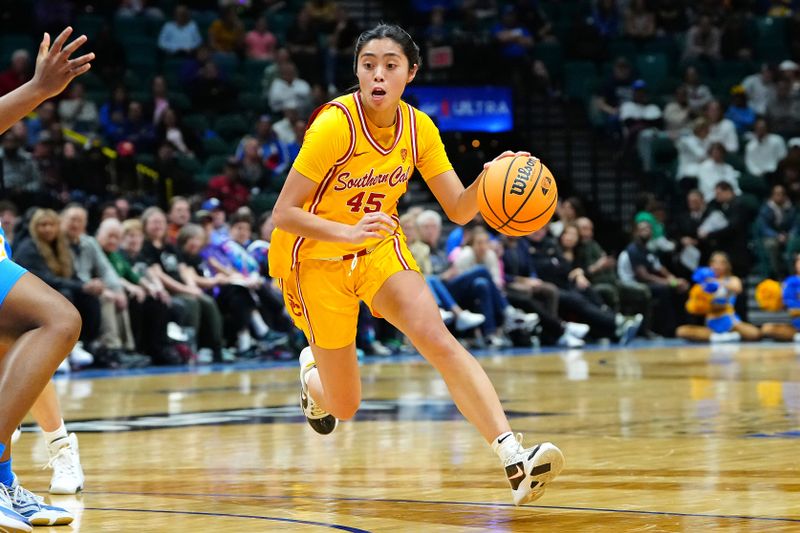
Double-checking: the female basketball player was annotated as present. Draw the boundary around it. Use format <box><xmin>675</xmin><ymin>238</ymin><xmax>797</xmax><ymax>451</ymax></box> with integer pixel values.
<box><xmin>0</xmin><ymin>27</ymin><xmax>93</xmax><ymax>530</ymax></box>
<box><xmin>676</xmin><ymin>252</ymin><xmax>761</xmax><ymax>343</ymax></box>
<box><xmin>270</xmin><ymin>24</ymin><xmax>563</xmax><ymax>506</ymax></box>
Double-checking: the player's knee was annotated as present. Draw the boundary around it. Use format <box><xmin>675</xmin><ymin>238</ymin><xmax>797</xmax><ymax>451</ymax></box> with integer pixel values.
<box><xmin>412</xmin><ymin>324</ymin><xmax>458</xmax><ymax>358</ymax></box>
<box><xmin>50</xmin><ymin>304</ymin><xmax>82</xmax><ymax>346</ymax></box>
<box><xmin>330</xmin><ymin>397</ymin><xmax>360</xmax><ymax>420</ymax></box>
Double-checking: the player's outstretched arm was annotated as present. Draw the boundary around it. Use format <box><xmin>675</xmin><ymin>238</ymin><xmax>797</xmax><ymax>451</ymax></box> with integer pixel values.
<box><xmin>427</xmin><ymin>151</ymin><xmax>529</xmax><ymax>226</ymax></box>
<box><xmin>0</xmin><ymin>27</ymin><xmax>93</xmax><ymax>135</ymax></box>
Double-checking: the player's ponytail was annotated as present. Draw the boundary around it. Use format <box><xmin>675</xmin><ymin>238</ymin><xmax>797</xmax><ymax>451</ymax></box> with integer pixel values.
<box><xmin>352</xmin><ymin>23</ymin><xmax>421</xmax><ymax>77</ymax></box>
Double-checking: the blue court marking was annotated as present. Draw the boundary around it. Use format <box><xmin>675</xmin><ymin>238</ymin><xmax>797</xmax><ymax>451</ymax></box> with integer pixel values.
<box><xmin>54</xmin><ymin>338</ymin><xmax>734</xmax><ymax>381</ymax></box>
<box><xmin>80</xmin><ymin>491</ymin><xmax>800</xmax><ymax>524</ymax></box>
<box><xmin>82</xmin><ymin>506</ymin><xmax>371</xmax><ymax>532</ymax></box>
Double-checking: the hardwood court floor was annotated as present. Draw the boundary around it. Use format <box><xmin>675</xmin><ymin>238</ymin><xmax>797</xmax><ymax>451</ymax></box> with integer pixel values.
<box><xmin>11</xmin><ymin>343</ymin><xmax>800</xmax><ymax>532</ymax></box>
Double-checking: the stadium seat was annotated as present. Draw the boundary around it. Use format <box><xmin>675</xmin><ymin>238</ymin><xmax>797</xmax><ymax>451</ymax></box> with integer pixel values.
<box><xmin>203</xmin><ymin>136</ymin><xmax>229</xmax><ymax>156</ymax></box>
<box><xmin>608</xmin><ymin>39</ymin><xmax>638</xmax><ymax>63</ymax></box>
<box><xmin>249</xmin><ymin>192</ymin><xmax>279</xmax><ymax>215</ymax></box>
<box><xmin>564</xmin><ymin>61</ymin><xmax>598</xmax><ymax>102</ymax></box>
<box><xmin>636</xmin><ymin>54</ymin><xmax>669</xmax><ymax>92</ymax></box>
<box><xmin>532</xmin><ymin>42</ymin><xmax>564</xmax><ymax>79</ymax></box>
<box><xmin>239</xmin><ymin>92</ymin><xmax>267</xmax><ymax>115</ymax></box>
<box><xmin>203</xmin><ymin>155</ymin><xmax>229</xmax><ymax>175</ymax></box>
<box><xmin>214</xmin><ymin>115</ymin><xmax>250</xmax><ymax>141</ymax></box>
<box><xmin>74</xmin><ymin>14</ymin><xmax>106</xmax><ymax>40</ymax></box>
<box><xmin>755</xmin><ymin>17</ymin><xmax>787</xmax><ymax>45</ymax></box>
<box><xmin>113</xmin><ymin>16</ymin><xmax>151</xmax><ymax>40</ymax></box>
<box><xmin>176</xmin><ymin>154</ymin><xmax>202</xmax><ymax>175</ymax></box>
<box><xmin>243</xmin><ymin>59</ymin><xmax>271</xmax><ymax>86</ymax></box>
<box><xmin>168</xmin><ymin>92</ymin><xmax>192</xmax><ymax>112</ymax></box>
<box><xmin>183</xmin><ymin>114</ymin><xmax>210</xmax><ymax>135</ymax></box>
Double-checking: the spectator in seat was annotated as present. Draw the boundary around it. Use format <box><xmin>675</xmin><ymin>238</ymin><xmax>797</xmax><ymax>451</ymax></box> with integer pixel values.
<box><xmin>97</xmin><ymin>218</ymin><xmax>178</xmax><ymax>365</ymax></box>
<box><xmin>746</xmin><ymin>117</ymin><xmax>788</xmax><ymax>181</ymax></box>
<box><xmin>663</xmin><ymin>84</ymin><xmax>692</xmax><ymax>138</ymax></box>
<box><xmin>684</xmin><ymin>66</ymin><xmax>713</xmax><ymax>115</ymax></box>
<box><xmin>502</xmin><ymin>234</ymin><xmax>591</xmax><ymax>347</ymax></box>
<box><xmin>158</xmin><ymin>4</ymin><xmax>203</xmax><ymax>56</ymax></box>
<box><xmin>676</xmin><ymin>118</ymin><xmax>711</xmax><ymax>191</ymax></box>
<box><xmin>245</xmin><ymin>15</ymin><xmax>278</xmax><ymax>61</ymax></box>
<box><xmin>683</xmin><ymin>15</ymin><xmax>721</xmax><ymax>62</ymax></box>
<box><xmin>62</xmin><ymin>204</ymin><xmax>143</xmax><ymax>365</ymax></box>
<box><xmin>622</xmin><ymin>220</ymin><xmax>688</xmax><ymax>336</ymax></box>
<box><xmin>742</xmin><ymin>64</ymin><xmax>776</xmax><ymax>116</ymax></box>
<box><xmin>595</xmin><ymin>57</ymin><xmax>635</xmax><ymax>135</ymax></box>
<box><xmin>589</xmin><ymin>0</ymin><xmax>622</xmax><ymax>39</ymax></box>
<box><xmin>697</xmin><ymin>143</ymin><xmax>741</xmax><ymax>202</ymax></box>
<box><xmin>705</xmin><ymin>100</ymin><xmax>738</xmax><ymax>154</ymax></box>
<box><xmin>208</xmin><ymin>5</ymin><xmax>245</xmax><ymax>57</ymax></box>
<box><xmin>208</xmin><ymin>157</ymin><xmax>251</xmax><ymax>214</ymax></box>
<box><xmin>268</xmin><ymin>62</ymin><xmax>312</xmax><ymax>116</ymax></box>
<box><xmin>140</xmin><ymin>207</ymin><xmax>226</xmax><ymax>363</ymax></box>
<box><xmin>190</xmin><ymin>61</ymin><xmax>237</xmax><ymax>113</ymax></box>
<box><xmin>527</xmin><ymin>226</ymin><xmax>642</xmax><ymax>343</ymax></box>
<box><xmin>767</xmin><ymin>76</ymin><xmax>800</xmax><ymax>139</ymax></box>
<box><xmin>492</xmin><ymin>6</ymin><xmax>534</xmax><ymax>61</ymax></box>
<box><xmin>671</xmin><ymin>189</ymin><xmax>708</xmax><ymax>278</ymax></box>
<box><xmin>57</xmin><ymin>82</ymin><xmax>99</xmax><ymax>134</ymax></box>
<box><xmin>13</xmin><ymin>209</ymin><xmax>101</xmax><ymax>354</ymax></box>
<box><xmin>549</xmin><ymin>197</ymin><xmax>583</xmax><ymax>239</ymax></box>
<box><xmin>576</xmin><ymin>216</ymin><xmax>652</xmax><ymax>322</ymax></box>
<box><xmin>624</xmin><ymin>0</ymin><xmax>656</xmax><ymax>42</ymax></box>
<box><xmin>167</xmin><ymin>196</ymin><xmax>191</xmax><ymax>246</ymax></box>
<box><xmin>0</xmin><ymin>50</ymin><xmax>31</xmax><ymax>96</ymax></box>
<box><xmin>756</xmin><ymin>184</ymin><xmax>795</xmax><ymax>278</ymax></box>
<box><xmin>724</xmin><ymin>85</ymin><xmax>756</xmax><ymax>133</ymax></box>
<box><xmin>699</xmin><ymin>181</ymin><xmax>752</xmax><ymax>318</ymax></box>
<box><xmin>0</xmin><ymin>131</ymin><xmax>43</xmax><ymax>194</ymax></box>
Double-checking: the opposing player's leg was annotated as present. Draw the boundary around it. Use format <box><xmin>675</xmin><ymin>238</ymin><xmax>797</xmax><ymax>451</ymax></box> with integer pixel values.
<box><xmin>0</xmin><ymin>442</ymin><xmax>30</xmax><ymax>532</ymax></box>
<box><xmin>0</xmin><ymin>273</ymin><xmax>81</xmax><ymax>442</ymax></box>
<box><xmin>372</xmin><ymin>270</ymin><xmax>564</xmax><ymax>505</ymax></box>
<box><xmin>29</xmin><ymin>382</ymin><xmax>84</xmax><ymax>494</ymax></box>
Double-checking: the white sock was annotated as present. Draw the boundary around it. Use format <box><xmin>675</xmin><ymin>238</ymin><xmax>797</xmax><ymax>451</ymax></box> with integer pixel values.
<box><xmin>492</xmin><ymin>431</ymin><xmax>521</xmax><ymax>463</ymax></box>
<box><xmin>251</xmin><ymin>311</ymin><xmax>269</xmax><ymax>338</ymax></box>
<box><xmin>43</xmin><ymin>420</ymin><xmax>68</xmax><ymax>446</ymax></box>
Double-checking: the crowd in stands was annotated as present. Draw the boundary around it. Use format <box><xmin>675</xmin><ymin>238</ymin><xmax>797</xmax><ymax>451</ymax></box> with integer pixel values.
<box><xmin>5</xmin><ymin>0</ymin><xmax>800</xmax><ymax>373</ymax></box>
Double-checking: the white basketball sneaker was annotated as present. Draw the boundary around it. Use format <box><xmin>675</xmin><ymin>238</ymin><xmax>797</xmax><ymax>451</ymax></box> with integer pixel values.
<box><xmin>0</xmin><ymin>483</ymin><xmax>31</xmax><ymax>533</ymax></box>
<box><xmin>9</xmin><ymin>475</ymin><xmax>72</xmax><ymax>526</ymax></box>
<box><xmin>501</xmin><ymin>434</ymin><xmax>564</xmax><ymax>506</ymax></box>
<box><xmin>46</xmin><ymin>434</ymin><xmax>85</xmax><ymax>495</ymax></box>
<box><xmin>299</xmin><ymin>348</ymin><xmax>338</xmax><ymax>435</ymax></box>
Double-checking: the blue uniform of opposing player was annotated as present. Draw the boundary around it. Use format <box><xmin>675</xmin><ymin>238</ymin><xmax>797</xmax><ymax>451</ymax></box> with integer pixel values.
<box><xmin>0</xmin><ymin>26</ymin><xmax>94</xmax><ymax>531</ymax></box>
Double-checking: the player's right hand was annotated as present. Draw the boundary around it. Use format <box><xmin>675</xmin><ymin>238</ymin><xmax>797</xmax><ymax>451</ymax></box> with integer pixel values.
<box><xmin>31</xmin><ymin>27</ymin><xmax>94</xmax><ymax>99</ymax></box>
<box><xmin>346</xmin><ymin>212</ymin><xmax>396</xmax><ymax>244</ymax></box>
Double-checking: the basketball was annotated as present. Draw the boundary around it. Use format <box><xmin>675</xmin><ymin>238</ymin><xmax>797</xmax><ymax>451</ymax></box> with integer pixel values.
<box><xmin>478</xmin><ymin>155</ymin><xmax>558</xmax><ymax>237</ymax></box>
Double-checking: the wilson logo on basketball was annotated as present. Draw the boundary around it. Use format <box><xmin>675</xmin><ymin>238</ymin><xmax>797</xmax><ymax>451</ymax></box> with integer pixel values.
<box><xmin>509</xmin><ymin>157</ymin><xmax>538</xmax><ymax>196</ymax></box>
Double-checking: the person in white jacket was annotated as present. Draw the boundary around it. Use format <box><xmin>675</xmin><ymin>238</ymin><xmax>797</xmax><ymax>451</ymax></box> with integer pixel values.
<box><xmin>697</xmin><ymin>142</ymin><xmax>741</xmax><ymax>201</ymax></box>
<box><xmin>676</xmin><ymin>117</ymin><xmax>711</xmax><ymax>186</ymax></box>
<box><xmin>453</xmin><ymin>226</ymin><xmax>503</xmax><ymax>287</ymax></box>
<box><xmin>746</xmin><ymin>117</ymin><xmax>788</xmax><ymax>178</ymax></box>
<box><xmin>706</xmin><ymin>100</ymin><xmax>739</xmax><ymax>153</ymax></box>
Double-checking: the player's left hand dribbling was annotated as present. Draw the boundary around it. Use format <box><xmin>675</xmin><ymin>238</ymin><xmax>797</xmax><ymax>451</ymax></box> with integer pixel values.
<box><xmin>31</xmin><ymin>27</ymin><xmax>94</xmax><ymax>99</ymax></box>
<box><xmin>483</xmin><ymin>150</ymin><xmax>532</xmax><ymax>170</ymax></box>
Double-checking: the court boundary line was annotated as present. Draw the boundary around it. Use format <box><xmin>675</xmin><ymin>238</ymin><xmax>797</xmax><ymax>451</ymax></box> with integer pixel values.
<box><xmin>82</xmin><ymin>506</ymin><xmax>371</xmax><ymax>532</ymax></box>
<box><xmin>80</xmin><ymin>491</ymin><xmax>800</xmax><ymax>524</ymax></box>
<box><xmin>57</xmin><ymin>339</ymin><xmax>779</xmax><ymax>381</ymax></box>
